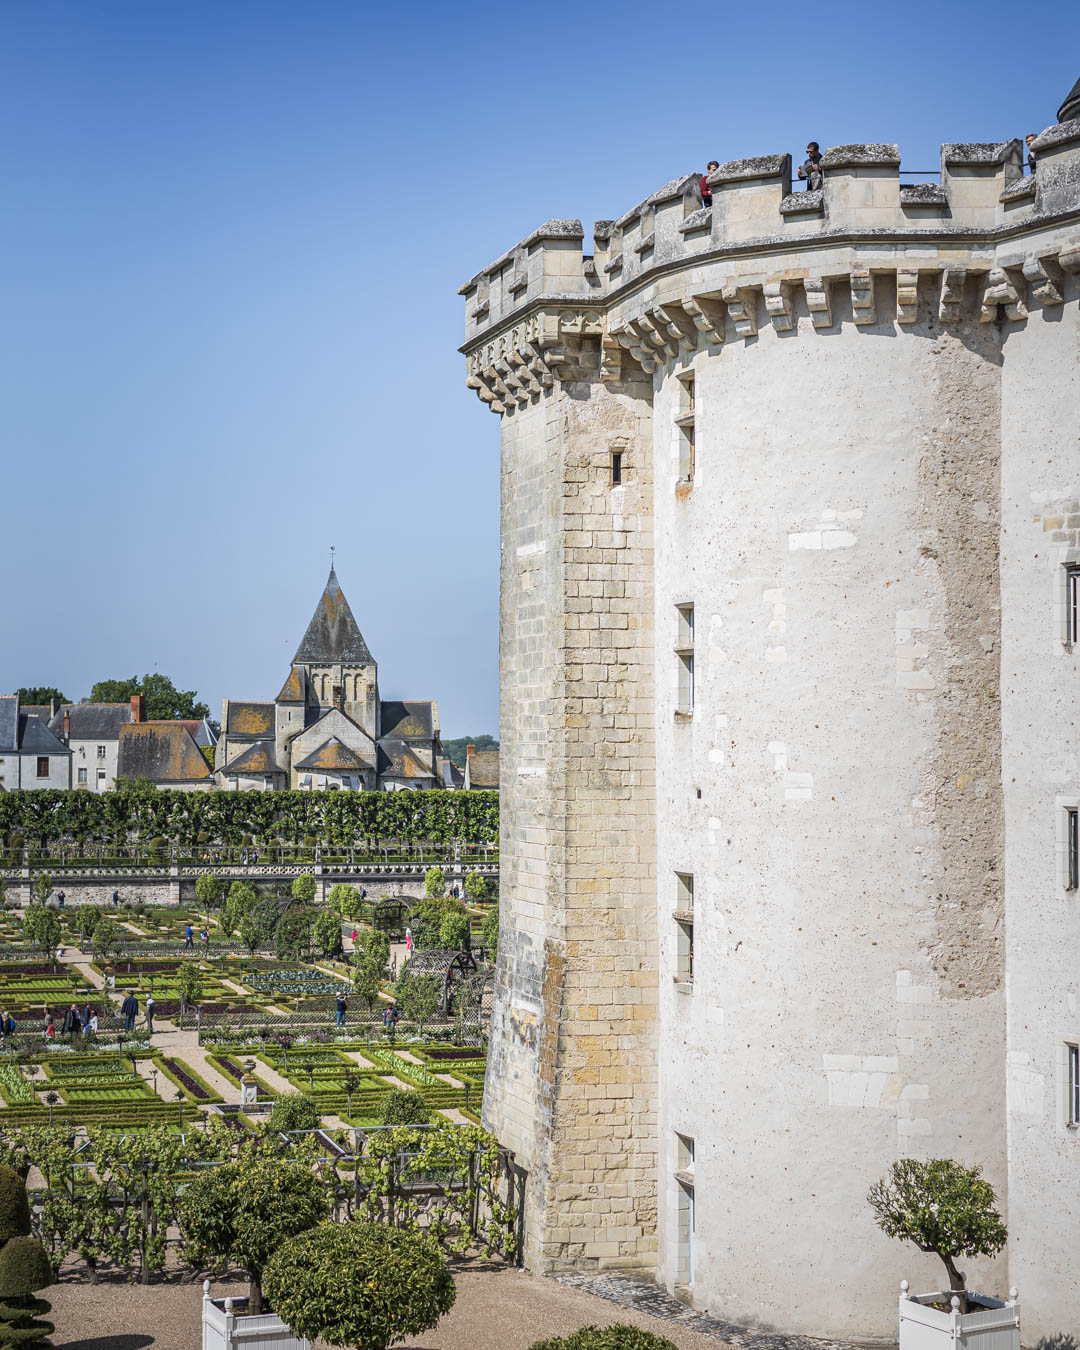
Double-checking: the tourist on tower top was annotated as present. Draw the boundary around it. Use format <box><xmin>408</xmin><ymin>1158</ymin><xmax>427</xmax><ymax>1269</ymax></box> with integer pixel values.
<box><xmin>797</xmin><ymin>142</ymin><xmax>823</xmax><ymax>190</ymax></box>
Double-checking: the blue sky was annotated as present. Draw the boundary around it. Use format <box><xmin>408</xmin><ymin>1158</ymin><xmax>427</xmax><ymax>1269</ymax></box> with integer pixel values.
<box><xmin>1</xmin><ymin>1</ymin><xmax>1076</xmax><ymax>736</ymax></box>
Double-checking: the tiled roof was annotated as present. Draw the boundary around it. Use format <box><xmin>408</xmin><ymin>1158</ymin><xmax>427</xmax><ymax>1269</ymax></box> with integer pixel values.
<box><xmin>117</xmin><ymin>723</ymin><xmax>211</xmax><ymax>782</ymax></box>
<box><xmin>226</xmin><ymin>702</ymin><xmax>275</xmax><ymax>737</ymax></box>
<box><xmin>275</xmin><ymin>667</ymin><xmax>307</xmax><ymax>704</ymax></box>
<box><xmin>293</xmin><ymin>567</ymin><xmax>373</xmax><ymax>665</ymax></box>
<box><xmin>48</xmin><ymin>703</ymin><xmax>132</xmax><ymax>740</ymax></box>
<box><xmin>221</xmin><ymin>741</ymin><xmax>283</xmax><ymax>776</ymax></box>
<box><xmin>377</xmin><ymin>738</ymin><xmax>436</xmax><ymax>780</ymax></box>
<box><xmin>294</xmin><ymin>738</ymin><xmax>371</xmax><ymax>772</ymax></box>
<box><xmin>380</xmin><ymin>700</ymin><xmax>435</xmax><ymax>739</ymax></box>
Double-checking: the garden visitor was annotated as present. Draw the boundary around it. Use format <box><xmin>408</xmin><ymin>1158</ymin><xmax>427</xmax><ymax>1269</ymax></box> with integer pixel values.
<box><xmin>56</xmin><ymin>890</ymin><xmax>65</xmax><ymax>908</ymax></box>
<box><xmin>350</xmin><ymin>927</ymin><xmax>357</xmax><ymax>944</ymax></box>
<box><xmin>335</xmin><ymin>991</ymin><xmax>348</xmax><ymax>1028</ymax></box>
<box><xmin>43</xmin><ymin>1015</ymin><xmax>55</xmax><ymax>1040</ymax></box>
<box><xmin>383</xmin><ymin>1003</ymin><xmax>399</xmax><ymax>1029</ymax></box>
<box><xmin>112</xmin><ymin>889</ymin><xmax>120</xmax><ymax>905</ymax></box>
<box><xmin>121</xmin><ymin>989</ymin><xmax>138</xmax><ymax>1032</ymax></box>
<box><xmin>200</xmin><ymin>927</ymin><xmax>209</xmax><ymax>949</ymax></box>
<box><xmin>81</xmin><ymin>1000</ymin><xmax>92</xmax><ymax>1026</ymax></box>
<box><xmin>144</xmin><ymin>995</ymin><xmax>155</xmax><ymax>1035</ymax></box>
<box><xmin>184</xmin><ymin>922</ymin><xmax>194</xmax><ymax>949</ymax></box>
<box><xmin>0</xmin><ymin>1009</ymin><xmax>15</xmax><ymax>1039</ymax></box>
<box><xmin>700</xmin><ymin>160</ymin><xmax>719</xmax><ymax>207</ymax></box>
<box><xmin>404</xmin><ymin>926</ymin><xmax>413</xmax><ymax>956</ymax></box>
<box><xmin>82</xmin><ymin>1008</ymin><xmax>98</xmax><ymax>1036</ymax></box>
<box><xmin>1026</xmin><ymin>132</ymin><xmax>1038</xmax><ymax>172</ymax></box>
<box><xmin>62</xmin><ymin>1004</ymin><xmax>81</xmax><ymax>1037</ymax></box>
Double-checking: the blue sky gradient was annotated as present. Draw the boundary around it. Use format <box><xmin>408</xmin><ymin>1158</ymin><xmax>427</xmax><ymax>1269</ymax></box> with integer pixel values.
<box><xmin>1</xmin><ymin>1</ymin><xmax>1076</xmax><ymax>736</ymax></box>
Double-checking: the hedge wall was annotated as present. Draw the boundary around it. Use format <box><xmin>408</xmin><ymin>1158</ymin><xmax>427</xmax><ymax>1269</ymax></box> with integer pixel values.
<box><xmin>0</xmin><ymin>790</ymin><xmax>499</xmax><ymax>848</ymax></box>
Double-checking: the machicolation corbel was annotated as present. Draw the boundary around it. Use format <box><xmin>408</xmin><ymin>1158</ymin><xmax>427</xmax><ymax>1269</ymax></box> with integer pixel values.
<box><xmin>721</xmin><ymin>282</ymin><xmax>758</xmax><ymax>338</ymax></box>
<box><xmin>980</xmin><ymin>266</ymin><xmax>1028</xmax><ymax>323</ymax></box>
<box><xmin>763</xmin><ymin>281</ymin><xmax>794</xmax><ymax>332</ymax></box>
<box><xmin>850</xmin><ymin>268</ymin><xmax>876</xmax><ymax>326</ymax></box>
<box><xmin>804</xmin><ymin>277</ymin><xmax>832</xmax><ymax>328</ymax></box>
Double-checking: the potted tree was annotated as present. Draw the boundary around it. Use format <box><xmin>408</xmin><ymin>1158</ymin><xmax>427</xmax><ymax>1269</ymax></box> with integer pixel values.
<box><xmin>867</xmin><ymin>1158</ymin><xmax>1017</xmax><ymax>1350</ymax></box>
<box><xmin>262</xmin><ymin>1221</ymin><xmax>455</xmax><ymax>1350</ymax></box>
<box><xmin>181</xmin><ymin>1157</ymin><xmax>328</xmax><ymax>1349</ymax></box>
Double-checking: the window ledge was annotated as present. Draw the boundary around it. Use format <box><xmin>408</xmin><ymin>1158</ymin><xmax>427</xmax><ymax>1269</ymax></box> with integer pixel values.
<box><xmin>1067</xmin><ymin>1121</ymin><xmax>1078</xmax><ymax>1130</ymax></box>
<box><xmin>674</xmin><ymin>412</ymin><xmax>696</xmax><ymax>428</ymax></box>
<box><xmin>674</xmin><ymin>710</ymin><xmax>693</xmax><ymax>723</ymax></box>
<box><xmin>675</xmin><ymin>477</ymin><xmax>693</xmax><ymax>492</ymax></box>
<box><xmin>674</xmin><ymin>1169</ymin><xmax>695</xmax><ymax>1186</ymax></box>
<box><xmin>673</xmin><ymin>909</ymin><xmax>694</xmax><ymax>923</ymax></box>
<box><xmin>672</xmin><ymin>977</ymin><xmax>694</xmax><ymax>992</ymax></box>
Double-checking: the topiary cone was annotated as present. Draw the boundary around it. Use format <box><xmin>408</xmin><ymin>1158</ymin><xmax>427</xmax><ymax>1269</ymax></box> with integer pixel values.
<box><xmin>0</xmin><ymin>1171</ymin><xmax>30</xmax><ymax>1243</ymax></box>
<box><xmin>0</xmin><ymin>1174</ymin><xmax>55</xmax><ymax>1349</ymax></box>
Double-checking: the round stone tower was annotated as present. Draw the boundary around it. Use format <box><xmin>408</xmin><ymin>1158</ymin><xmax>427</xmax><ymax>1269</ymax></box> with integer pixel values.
<box><xmin>460</xmin><ymin>108</ymin><xmax>1080</xmax><ymax>1340</ymax></box>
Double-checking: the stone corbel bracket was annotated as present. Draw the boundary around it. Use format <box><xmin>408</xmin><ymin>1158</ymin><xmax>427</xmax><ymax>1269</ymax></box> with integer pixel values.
<box><xmin>763</xmin><ymin>280</ymin><xmax>794</xmax><ymax>332</ymax></box>
<box><xmin>980</xmin><ymin>265</ymin><xmax>1028</xmax><ymax>323</ymax></box>
<box><xmin>850</xmin><ymin>268</ymin><xmax>876</xmax><ymax>326</ymax></box>
<box><xmin>939</xmin><ymin>265</ymin><xmax>968</xmax><ymax>325</ymax></box>
<box><xmin>722</xmin><ymin>282</ymin><xmax>758</xmax><ymax>338</ymax></box>
<box><xmin>804</xmin><ymin>277</ymin><xmax>832</xmax><ymax>328</ymax></box>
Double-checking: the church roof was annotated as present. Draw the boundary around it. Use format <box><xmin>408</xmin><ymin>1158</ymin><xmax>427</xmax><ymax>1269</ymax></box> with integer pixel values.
<box><xmin>1060</xmin><ymin>74</ymin><xmax>1080</xmax><ymax>124</ymax></box>
<box><xmin>294</xmin><ymin>737</ymin><xmax>372</xmax><ymax>771</ymax></box>
<box><xmin>377</xmin><ymin>738</ymin><xmax>436</xmax><ymax>781</ymax></box>
<box><xmin>380</xmin><ymin>700</ymin><xmax>436</xmax><ymax>739</ymax></box>
<box><xmin>226</xmin><ymin>702</ymin><xmax>275</xmax><ymax>737</ymax></box>
<box><xmin>276</xmin><ymin>666</ymin><xmax>307</xmax><ymax>704</ymax></box>
<box><xmin>293</xmin><ymin>568</ymin><xmax>373</xmax><ymax>666</ymax></box>
<box><xmin>221</xmin><ymin>741</ymin><xmax>283</xmax><ymax>776</ymax></box>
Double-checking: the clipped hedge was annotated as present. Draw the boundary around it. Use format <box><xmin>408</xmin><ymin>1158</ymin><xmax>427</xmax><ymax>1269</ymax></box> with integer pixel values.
<box><xmin>529</xmin><ymin>1328</ymin><xmax>680</xmax><ymax>1350</ymax></box>
<box><xmin>0</xmin><ymin>789</ymin><xmax>498</xmax><ymax>849</ymax></box>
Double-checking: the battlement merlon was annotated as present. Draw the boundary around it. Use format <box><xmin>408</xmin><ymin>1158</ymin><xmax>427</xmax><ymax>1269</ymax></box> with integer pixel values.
<box><xmin>459</xmin><ymin>124</ymin><xmax>1080</xmax><ymax>351</ymax></box>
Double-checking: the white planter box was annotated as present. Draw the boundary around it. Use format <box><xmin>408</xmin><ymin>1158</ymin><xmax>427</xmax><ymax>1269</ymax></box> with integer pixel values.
<box><xmin>899</xmin><ymin>1283</ymin><xmax>1020</xmax><ymax>1350</ymax></box>
<box><xmin>202</xmin><ymin>1282</ymin><xmax>310</xmax><ymax>1350</ymax></box>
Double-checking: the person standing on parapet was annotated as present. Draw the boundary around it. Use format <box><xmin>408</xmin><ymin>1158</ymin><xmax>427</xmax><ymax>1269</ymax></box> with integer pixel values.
<box><xmin>1026</xmin><ymin>133</ymin><xmax>1038</xmax><ymax>172</ymax></box>
<box><xmin>701</xmin><ymin>161</ymin><xmax>719</xmax><ymax>207</ymax></box>
<box><xmin>797</xmin><ymin>142</ymin><xmax>824</xmax><ymax>190</ymax></box>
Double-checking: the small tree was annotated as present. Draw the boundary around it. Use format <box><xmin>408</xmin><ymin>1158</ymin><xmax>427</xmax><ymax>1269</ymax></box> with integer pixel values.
<box><xmin>22</xmin><ymin>905</ymin><xmax>61</xmax><ymax>966</ymax></box>
<box><xmin>327</xmin><ymin>883</ymin><xmax>359</xmax><ymax>917</ymax></box>
<box><xmin>312</xmin><ymin>909</ymin><xmax>342</xmax><ymax>960</ymax></box>
<box><xmin>275</xmin><ymin>907</ymin><xmax>314</xmax><ymax>961</ymax></box>
<box><xmin>92</xmin><ymin>916</ymin><xmax>120</xmax><ymax>963</ymax></box>
<box><xmin>342</xmin><ymin>1069</ymin><xmax>363</xmax><ymax>1119</ymax></box>
<box><xmin>291</xmin><ymin>873</ymin><xmax>317</xmax><ymax>905</ymax></box>
<box><xmin>32</xmin><ymin>874</ymin><xmax>51</xmax><ymax>906</ymax></box>
<box><xmin>76</xmin><ymin>905</ymin><xmax>100</xmax><ymax>944</ymax></box>
<box><xmin>178</xmin><ymin>1158</ymin><xmax>328</xmax><ymax>1314</ymax></box>
<box><xmin>464</xmin><ymin>871</ymin><xmax>488</xmax><ymax>901</ymax></box>
<box><xmin>398</xmin><ymin>973</ymin><xmax>441</xmax><ymax>1036</ymax></box>
<box><xmin>195</xmin><ymin>873</ymin><xmax>222</xmax><ymax>915</ymax></box>
<box><xmin>262</xmin><ymin>1221</ymin><xmax>455</xmax><ymax>1350</ymax></box>
<box><xmin>424</xmin><ymin>867</ymin><xmax>446</xmax><ymax>899</ymax></box>
<box><xmin>0</xmin><ymin>1164</ymin><xmax>55</xmax><ymax>1348</ymax></box>
<box><xmin>178</xmin><ymin>962</ymin><xmax>203</xmax><ymax>1019</ymax></box>
<box><xmin>358</xmin><ymin>930</ymin><xmax>390</xmax><ymax>976</ymax></box>
<box><xmin>238</xmin><ymin>913</ymin><xmax>264</xmax><ymax>956</ymax></box>
<box><xmin>266</xmin><ymin>1092</ymin><xmax>320</xmax><ymax>1134</ymax></box>
<box><xmin>439</xmin><ymin>911</ymin><xmax>471</xmax><ymax>951</ymax></box>
<box><xmin>867</xmin><ymin>1158</ymin><xmax>1007</xmax><ymax>1311</ymax></box>
<box><xmin>380</xmin><ymin>1087</ymin><xmax>430</xmax><ymax>1126</ymax></box>
<box><xmin>352</xmin><ymin>963</ymin><xmax>382</xmax><ymax>1016</ymax></box>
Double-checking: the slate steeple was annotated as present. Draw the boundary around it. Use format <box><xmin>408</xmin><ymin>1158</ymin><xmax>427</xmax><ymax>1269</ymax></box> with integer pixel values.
<box><xmin>1060</xmin><ymin>73</ymin><xmax>1080</xmax><ymax>125</ymax></box>
<box><xmin>292</xmin><ymin>567</ymin><xmax>373</xmax><ymax>665</ymax></box>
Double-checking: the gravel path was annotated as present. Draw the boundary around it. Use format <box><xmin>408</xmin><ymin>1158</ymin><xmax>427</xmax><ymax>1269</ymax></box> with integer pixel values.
<box><xmin>46</xmin><ymin>1264</ymin><xmax>739</xmax><ymax>1350</ymax></box>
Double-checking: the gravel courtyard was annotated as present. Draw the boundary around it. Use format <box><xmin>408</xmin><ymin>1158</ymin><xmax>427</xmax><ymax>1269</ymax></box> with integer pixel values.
<box><xmin>47</xmin><ymin>1263</ymin><xmax>734</xmax><ymax>1350</ymax></box>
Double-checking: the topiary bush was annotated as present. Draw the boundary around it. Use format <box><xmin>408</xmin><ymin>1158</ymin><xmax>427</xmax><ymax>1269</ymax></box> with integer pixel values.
<box><xmin>178</xmin><ymin>1158</ymin><xmax>328</xmax><ymax>1314</ymax></box>
<box><xmin>0</xmin><ymin>1165</ymin><xmax>54</xmax><ymax>1348</ymax></box>
<box><xmin>379</xmin><ymin>1088</ymin><xmax>430</xmax><ymax>1126</ymax></box>
<box><xmin>529</xmin><ymin>1328</ymin><xmax>679</xmax><ymax>1350</ymax></box>
<box><xmin>266</xmin><ymin>1092</ymin><xmax>320</xmax><ymax>1134</ymax></box>
<box><xmin>263</xmin><ymin>1221</ymin><xmax>455</xmax><ymax>1350</ymax></box>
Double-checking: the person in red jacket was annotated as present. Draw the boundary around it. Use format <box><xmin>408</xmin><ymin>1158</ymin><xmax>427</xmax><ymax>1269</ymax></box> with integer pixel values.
<box><xmin>700</xmin><ymin>161</ymin><xmax>719</xmax><ymax>207</ymax></box>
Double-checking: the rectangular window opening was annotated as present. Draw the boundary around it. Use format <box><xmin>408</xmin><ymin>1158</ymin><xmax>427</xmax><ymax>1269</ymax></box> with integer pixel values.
<box><xmin>97</xmin><ymin>744</ymin><xmax>106</xmax><ymax>759</ymax></box>
<box><xmin>676</xmin><ymin>605</ymin><xmax>695</xmax><ymax>716</ymax></box>
<box><xmin>1067</xmin><ymin>566</ymin><xmax>1080</xmax><ymax>646</ymax></box>
<box><xmin>676</xmin><ymin>374</ymin><xmax>696</xmax><ymax>485</ymax></box>
<box><xmin>611</xmin><ymin>451</ymin><xmax>623</xmax><ymax>485</ymax></box>
<box><xmin>675</xmin><ymin>1133</ymin><xmax>695</xmax><ymax>1289</ymax></box>
<box><xmin>1068</xmin><ymin>808</ymin><xmax>1079</xmax><ymax>892</ymax></box>
<box><xmin>36</xmin><ymin>757</ymin><xmax>48</xmax><ymax>778</ymax></box>
<box><xmin>676</xmin><ymin>918</ymin><xmax>694</xmax><ymax>983</ymax></box>
<box><xmin>1069</xmin><ymin>1044</ymin><xmax>1080</xmax><ymax>1126</ymax></box>
<box><xmin>77</xmin><ymin>768</ymin><xmax>87</xmax><ymax>785</ymax></box>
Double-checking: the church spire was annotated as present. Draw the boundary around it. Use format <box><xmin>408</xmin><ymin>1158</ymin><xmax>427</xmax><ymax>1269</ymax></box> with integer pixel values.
<box><xmin>292</xmin><ymin>567</ymin><xmax>373</xmax><ymax>665</ymax></box>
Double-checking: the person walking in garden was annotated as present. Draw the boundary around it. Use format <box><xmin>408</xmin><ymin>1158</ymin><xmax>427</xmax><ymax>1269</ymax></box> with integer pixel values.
<box><xmin>405</xmin><ymin>926</ymin><xmax>413</xmax><ymax>956</ymax></box>
<box><xmin>335</xmin><ymin>991</ymin><xmax>347</xmax><ymax>1028</ymax></box>
<box><xmin>62</xmin><ymin>1004</ymin><xmax>81</xmax><ymax>1037</ymax></box>
<box><xmin>43</xmin><ymin>1014</ymin><xmax>54</xmax><ymax>1040</ymax></box>
<box><xmin>200</xmin><ymin>927</ymin><xmax>209</xmax><ymax>950</ymax></box>
<box><xmin>0</xmin><ymin>1009</ymin><xmax>15</xmax><ymax>1040</ymax></box>
<box><xmin>184</xmin><ymin>922</ymin><xmax>194</xmax><ymax>949</ymax></box>
<box><xmin>144</xmin><ymin>995</ymin><xmax>155</xmax><ymax>1036</ymax></box>
<box><xmin>121</xmin><ymin>989</ymin><xmax>138</xmax><ymax>1032</ymax></box>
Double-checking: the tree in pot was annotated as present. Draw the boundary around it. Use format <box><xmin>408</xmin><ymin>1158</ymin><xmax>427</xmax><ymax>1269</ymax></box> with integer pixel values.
<box><xmin>178</xmin><ymin>1157</ymin><xmax>328</xmax><ymax>1314</ymax></box>
<box><xmin>262</xmin><ymin>1221</ymin><xmax>455</xmax><ymax>1350</ymax></box>
<box><xmin>0</xmin><ymin>1163</ymin><xmax>55</xmax><ymax>1348</ymax></box>
<box><xmin>867</xmin><ymin>1157</ymin><xmax>1008</xmax><ymax>1313</ymax></box>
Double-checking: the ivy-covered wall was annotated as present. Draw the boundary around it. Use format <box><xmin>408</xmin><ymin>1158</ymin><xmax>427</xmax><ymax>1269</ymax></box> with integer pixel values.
<box><xmin>0</xmin><ymin>790</ymin><xmax>499</xmax><ymax>847</ymax></box>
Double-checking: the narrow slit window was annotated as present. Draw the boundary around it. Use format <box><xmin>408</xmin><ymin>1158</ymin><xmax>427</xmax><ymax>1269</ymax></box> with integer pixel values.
<box><xmin>1069</xmin><ymin>809</ymin><xmax>1079</xmax><ymax>891</ymax></box>
<box><xmin>611</xmin><ymin>451</ymin><xmax>623</xmax><ymax>485</ymax></box>
<box><xmin>1069</xmin><ymin>1044</ymin><xmax>1080</xmax><ymax>1126</ymax></box>
<box><xmin>676</xmin><ymin>605</ymin><xmax>694</xmax><ymax>714</ymax></box>
<box><xmin>1067</xmin><ymin>566</ymin><xmax>1080</xmax><ymax>645</ymax></box>
<box><xmin>676</xmin><ymin>374</ymin><xmax>696</xmax><ymax>485</ymax></box>
<box><xmin>676</xmin><ymin>918</ymin><xmax>694</xmax><ymax>982</ymax></box>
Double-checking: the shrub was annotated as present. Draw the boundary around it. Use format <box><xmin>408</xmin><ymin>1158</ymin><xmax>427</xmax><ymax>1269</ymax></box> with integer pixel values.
<box><xmin>424</xmin><ymin>867</ymin><xmax>446</xmax><ymax>899</ymax></box>
<box><xmin>529</xmin><ymin>1329</ymin><xmax>679</xmax><ymax>1350</ymax></box>
<box><xmin>380</xmin><ymin>1088</ymin><xmax>430</xmax><ymax>1126</ymax></box>
<box><xmin>481</xmin><ymin>905</ymin><xmax>499</xmax><ymax>953</ymax></box>
<box><xmin>327</xmin><ymin>883</ymin><xmax>359</xmax><ymax>917</ymax></box>
<box><xmin>0</xmin><ymin>1166</ymin><xmax>30</xmax><ymax>1241</ymax></box>
<box><xmin>178</xmin><ymin>1158</ymin><xmax>327</xmax><ymax>1314</ymax></box>
<box><xmin>262</xmin><ymin>1221</ymin><xmax>455</xmax><ymax>1350</ymax></box>
<box><xmin>867</xmin><ymin>1158</ymin><xmax>1007</xmax><ymax>1311</ymax></box>
<box><xmin>312</xmin><ymin>908</ymin><xmax>342</xmax><ymax>959</ymax></box>
<box><xmin>266</xmin><ymin>1092</ymin><xmax>320</xmax><ymax>1133</ymax></box>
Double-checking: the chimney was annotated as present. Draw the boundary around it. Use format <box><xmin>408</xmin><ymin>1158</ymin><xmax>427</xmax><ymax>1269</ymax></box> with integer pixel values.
<box><xmin>130</xmin><ymin>694</ymin><xmax>145</xmax><ymax>723</ymax></box>
<box><xmin>63</xmin><ymin>710</ymin><xmax>70</xmax><ymax>740</ymax></box>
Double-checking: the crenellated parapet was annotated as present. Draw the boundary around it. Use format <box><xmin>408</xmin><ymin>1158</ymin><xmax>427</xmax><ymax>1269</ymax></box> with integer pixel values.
<box><xmin>460</xmin><ymin>121</ymin><xmax>1080</xmax><ymax>410</ymax></box>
